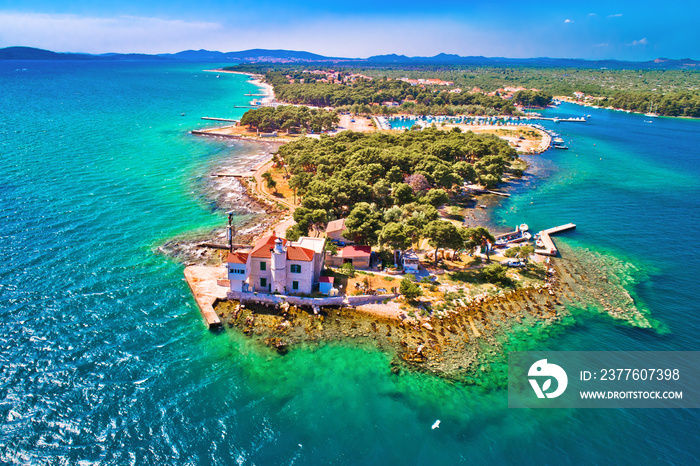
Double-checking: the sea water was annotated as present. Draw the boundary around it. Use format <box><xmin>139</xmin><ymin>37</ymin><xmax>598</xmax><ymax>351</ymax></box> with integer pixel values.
<box><xmin>1</xmin><ymin>61</ymin><xmax>699</xmax><ymax>464</ymax></box>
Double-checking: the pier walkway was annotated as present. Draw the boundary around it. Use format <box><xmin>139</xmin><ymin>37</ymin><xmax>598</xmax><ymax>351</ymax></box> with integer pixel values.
<box><xmin>201</xmin><ymin>117</ymin><xmax>240</xmax><ymax>122</ymax></box>
<box><xmin>535</xmin><ymin>223</ymin><xmax>576</xmax><ymax>256</ymax></box>
<box><xmin>184</xmin><ymin>266</ymin><xmax>227</xmax><ymax>329</ymax></box>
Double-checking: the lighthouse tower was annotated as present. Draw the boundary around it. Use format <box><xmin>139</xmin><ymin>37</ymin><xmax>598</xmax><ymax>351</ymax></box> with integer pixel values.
<box><xmin>270</xmin><ymin>237</ymin><xmax>287</xmax><ymax>294</ymax></box>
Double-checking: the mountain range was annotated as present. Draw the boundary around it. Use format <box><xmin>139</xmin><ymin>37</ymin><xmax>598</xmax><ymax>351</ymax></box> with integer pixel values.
<box><xmin>1</xmin><ymin>46</ymin><xmax>699</xmax><ymax>70</ymax></box>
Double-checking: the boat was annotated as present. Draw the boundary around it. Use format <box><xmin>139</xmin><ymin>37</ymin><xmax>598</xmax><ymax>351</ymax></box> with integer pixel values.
<box><xmin>644</xmin><ymin>102</ymin><xmax>659</xmax><ymax>118</ymax></box>
<box><xmin>553</xmin><ymin>137</ymin><xmax>564</xmax><ymax>144</ymax></box>
<box><xmin>553</xmin><ymin>144</ymin><xmax>569</xmax><ymax>149</ymax></box>
<box><xmin>519</xmin><ymin>223</ymin><xmax>529</xmax><ymax>232</ymax></box>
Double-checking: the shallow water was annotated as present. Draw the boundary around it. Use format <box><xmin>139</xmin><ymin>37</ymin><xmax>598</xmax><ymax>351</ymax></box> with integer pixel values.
<box><xmin>1</xmin><ymin>61</ymin><xmax>699</xmax><ymax>464</ymax></box>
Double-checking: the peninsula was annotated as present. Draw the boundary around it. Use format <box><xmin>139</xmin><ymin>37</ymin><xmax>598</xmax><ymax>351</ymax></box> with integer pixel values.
<box><xmin>176</xmin><ymin>69</ymin><xmax>655</xmax><ymax>381</ymax></box>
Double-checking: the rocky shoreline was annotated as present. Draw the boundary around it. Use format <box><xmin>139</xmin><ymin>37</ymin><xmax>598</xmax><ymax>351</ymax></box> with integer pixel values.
<box><xmin>156</xmin><ymin>142</ymin><xmax>287</xmax><ymax>266</ymax></box>
<box><xmin>212</xmin><ymin>240</ymin><xmax>655</xmax><ymax>382</ymax></box>
<box><xmin>163</xmin><ymin>103</ymin><xmax>656</xmax><ymax>382</ymax></box>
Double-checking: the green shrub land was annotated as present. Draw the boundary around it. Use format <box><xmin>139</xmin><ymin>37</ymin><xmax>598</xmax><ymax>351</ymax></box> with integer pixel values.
<box><xmin>278</xmin><ymin>128</ymin><xmax>510</xmax><ymax>250</ymax></box>
<box><xmin>240</xmin><ymin>105</ymin><xmax>339</xmax><ymax>133</ymax></box>
<box><xmin>230</xmin><ymin>64</ymin><xmax>700</xmax><ymax>117</ymax></box>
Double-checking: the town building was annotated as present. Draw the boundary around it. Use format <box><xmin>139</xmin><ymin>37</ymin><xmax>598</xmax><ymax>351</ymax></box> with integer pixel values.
<box><xmin>325</xmin><ymin>218</ymin><xmax>349</xmax><ymax>243</ymax></box>
<box><xmin>226</xmin><ymin>234</ymin><xmax>326</xmax><ymax>295</ymax></box>
<box><xmin>326</xmin><ymin>245</ymin><xmax>372</xmax><ymax>269</ymax></box>
<box><xmin>401</xmin><ymin>249</ymin><xmax>420</xmax><ymax>273</ymax></box>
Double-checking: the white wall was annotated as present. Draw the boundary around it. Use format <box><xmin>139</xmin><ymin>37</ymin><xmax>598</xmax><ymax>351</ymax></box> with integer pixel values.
<box><xmin>285</xmin><ymin>260</ymin><xmax>314</xmax><ymax>294</ymax></box>
<box><xmin>248</xmin><ymin>258</ymin><xmax>271</xmax><ymax>292</ymax></box>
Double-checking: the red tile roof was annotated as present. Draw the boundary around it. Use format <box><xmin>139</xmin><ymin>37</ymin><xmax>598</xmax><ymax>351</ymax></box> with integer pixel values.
<box><xmin>250</xmin><ymin>234</ymin><xmax>286</xmax><ymax>258</ymax></box>
<box><xmin>338</xmin><ymin>245</ymin><xmax>371</xmax><ymax>258</ymax></box>
<box><xmin>286</xmin><ymin>246</ymin><xmax>314</xmax><ymax>262</ymax></box>
<box><xmin>226</xmin><ymin>251</ymin><xmax>249</xmax><ymax>264</ymax></box>
<box><xmin>319</xmin><ymin>276</ymin><xmax>333</xmax><ymax>283</ymax></box>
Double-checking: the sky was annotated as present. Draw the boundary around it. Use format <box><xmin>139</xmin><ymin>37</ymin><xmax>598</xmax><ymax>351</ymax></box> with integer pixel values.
<box><xmin>0</xmin><ymin>0</ymin><xmax>698</xmax><ymax>61</ymax></box>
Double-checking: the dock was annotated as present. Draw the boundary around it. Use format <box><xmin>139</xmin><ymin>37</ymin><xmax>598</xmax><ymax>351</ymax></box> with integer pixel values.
<box><xmin>528</xmin><ymin>116</ymin><xmax>587</xmax><ymax>123</ymax></box>
<box><xmin>184</xmin><ymin>266</ymin><xmax>227</xmax><ymax>329</ymax></box>
<box><xmin>210</xmin><ymin>171</ymin><xmax>256</xmax><ymax>178</ymax></box>
<box><xmin>201</xmin><ymin>117</ymin><xmax>240</xmax><ymax>122</ymax></box>
<box><xmin>197</xmin><ymin>242</ymin><xmax>250</xmax><ymax>250</ymax></box>
<box><xmin>535</xmin><ymin>223</ymin><xmax>576</xmax><ymax>256</ymax></box>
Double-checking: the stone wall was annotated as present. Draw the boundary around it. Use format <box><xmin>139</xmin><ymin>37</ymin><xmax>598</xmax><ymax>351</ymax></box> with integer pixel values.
<box><xmin>226</xmin><ymin>291</ymin><xmax>398</xmax><ymax>308</ymax></box>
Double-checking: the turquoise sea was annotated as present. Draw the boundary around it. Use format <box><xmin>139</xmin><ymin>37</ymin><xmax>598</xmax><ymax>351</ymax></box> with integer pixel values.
<box><xmin>1</xmin><ymin>61</ymin><xmax>699</xmax><ymax>464</ymax></box>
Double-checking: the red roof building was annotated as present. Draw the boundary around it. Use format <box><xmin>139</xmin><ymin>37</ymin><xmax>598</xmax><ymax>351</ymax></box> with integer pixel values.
<box><xmin>250</xmin><ymin>234</ymin><xmax>287</xmax><ymax>258</ymax></box>
<box><xmin>286</xmin><ymin>245</ymin><xmax>314</xmax><ymax>262</ymax></box>
<box><xmin>226</xmin><ymin>251</ymin><xmax>249</xmax><ymax>264</ymax></box>
<box><xmin>338</xmin><ymin>245</ymin><xmax>371</xmax><ymax>258</ymax></box>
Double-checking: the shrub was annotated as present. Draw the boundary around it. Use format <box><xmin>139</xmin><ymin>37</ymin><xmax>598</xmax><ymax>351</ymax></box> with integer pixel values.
<box><xmin>481</xmin><ymin>263</ymin><xmax>510</xmax><ymax>286</ymax></box>
<box><xmin>400</xmin><ymin>277</ymin><xmax>422</xmax><ymax>300</ymax></box>
<box><xmin>339</xmin><ymin>262</ymin><xmax>356</xmax><ymax>277</ymax></box>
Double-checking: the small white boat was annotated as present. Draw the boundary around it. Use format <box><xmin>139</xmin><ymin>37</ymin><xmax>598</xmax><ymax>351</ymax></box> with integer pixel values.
<box><xmin>432</xmin><ymin>420</ymin><xmax>441</xmax><ymax>430</ymax></box>
<box><xmin>519</xmin><ymin>224</ymin><xmax>529</xmax><ymax>232</ymax></box>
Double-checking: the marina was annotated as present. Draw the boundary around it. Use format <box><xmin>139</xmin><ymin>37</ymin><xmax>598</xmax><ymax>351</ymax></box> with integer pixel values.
<box><xmin>534</xmin><ymin>223</ymin><xmax>577</xmax><ymax>256</ymax></box>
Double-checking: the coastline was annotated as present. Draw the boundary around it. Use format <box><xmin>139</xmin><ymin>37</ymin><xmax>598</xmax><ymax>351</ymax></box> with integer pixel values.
<box><xmin>205</xmin><ymin>68</ymin><xmax>276</xmax><ymax>105</ymax></box>
<box><xmin>170</xmin><ymin>74</ymin><xmax>656</xmax><ymax>380</ymax></box>
<box><xmin>555</xmin><ymin>95</ymin><xmax>700</xmax><ymax>120</ymax></box>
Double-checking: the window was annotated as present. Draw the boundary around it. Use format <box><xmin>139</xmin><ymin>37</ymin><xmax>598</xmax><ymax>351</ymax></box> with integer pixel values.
<box><xmin>290</xmin><ymin>264</ymin><xmax>301</xmax><ymax>273</ymax></box>
<box><xmin>260</xmin><ymin>278</ymin><xmax>267</xmax><ymax>288</ymax></box>
<box><xmin>292</xmin><ymin>281</ymin><xmax>299</xmax><ymax>291</ymax></box>
<box><xmin>229</xmin><ymin>268</ymin><xmax>244</xmax><ymax>274</ymax></box>
<box><xmin>260</xmin><ymin>261</ymin><xmax>266</xmax><ymax>271</ymax></box>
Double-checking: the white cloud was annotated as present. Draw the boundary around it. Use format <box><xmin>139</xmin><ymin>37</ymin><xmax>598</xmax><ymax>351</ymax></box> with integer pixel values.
<box><xmin>564</xmin><ymin>19</ymin><xmax>573</xmax><ymax>23</ymax></box>
<box><xmin>588</xmin><ymin>13</ymin><xmax>597</xmax><ymax>16</ymax></box>
<box><xmin>594</xmin><ymin>43</ymin><xmax>610</xmax><ymax>47</ymax></box>
<box><xmin>608</xmin><ymin>13</ymin><xmax>623</xmax><ymax>18</ymax></box>
<box><xmin>629</xmin><ymin>38</ymin><xmax>649</xmax><ymax>46</ymax></box>
<box><xmin>0</xmin><ymin>12</ymin><xmax>223</xmax><ymax>53</ymax></box>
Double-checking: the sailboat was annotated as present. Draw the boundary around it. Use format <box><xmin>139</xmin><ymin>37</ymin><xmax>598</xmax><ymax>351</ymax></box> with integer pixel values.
<box><xmin>645</xmin><ymin>102</ymin><xmax>659</xmax><ymax>118</ymax></box>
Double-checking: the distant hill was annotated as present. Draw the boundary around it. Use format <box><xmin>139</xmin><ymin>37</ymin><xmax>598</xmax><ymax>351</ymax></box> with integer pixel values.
<box><xmin>0</xmin><ymin>46</ymin><xmax>98</xmax><ymax>60</ymax></box>
<box><xmin>0</xmin><ymin>46</ymin><xmax>167</xmax><ymax>61</ymax></box>
<box><xmin>365</xmin><ymin>53</ymin><xmax>700</xmax><ymax>70</ymax></box>
<box><xmin>160</xmin><ymin>49</ymin><xmax>342</xmax><ymax>62</ymax></box>
<box><xmin>1</xmin><ymin>46</ymin><xmax>698</xmax><ymax>70</ymax></box>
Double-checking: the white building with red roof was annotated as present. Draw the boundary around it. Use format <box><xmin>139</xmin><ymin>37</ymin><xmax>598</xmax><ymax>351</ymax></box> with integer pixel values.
<box><xmin>326</xmin><ymin>245</ymin><xmax>372</xmax><ymax>269</ymax></box>
<box><xmin>226</xmin><ymin>251</ymin><xmax>250</xmax><ymax>292</ymax></box>
<box><xmin>226</xmin><ymin>234</ymin><xmax>325</xmax><ymax>295</ymax></box>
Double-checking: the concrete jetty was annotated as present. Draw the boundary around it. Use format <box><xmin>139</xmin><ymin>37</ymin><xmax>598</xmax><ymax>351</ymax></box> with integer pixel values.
<box><xmin>210</xmin><ymin>171</ymin><xmax>256</xmax><ymax>178</ymax></box>
<box><xmin>201</xmin><ymin>117</ymin><xmax>240</xmax><ymax>122</ymax></box>
<box><xmin>184</xmin><ymin>266</ymin><xmax>228</xmax><ymax>329</ymax></box>
<box><xmin>535</xmin><ymin>223</ymin><xmax>576</xmax><ymax>256</ymax></box>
